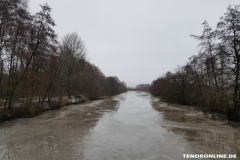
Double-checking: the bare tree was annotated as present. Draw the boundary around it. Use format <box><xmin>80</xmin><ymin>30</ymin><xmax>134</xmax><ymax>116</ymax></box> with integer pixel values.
<box><xmin>217</xmin><ymin>5</ymin><xmax>240</xmax><ymax>115</ymax></box>
<box><xmin>59</xmin><ymin>32</ymin><xmax>86</xmax><ymax>98</ymax></box>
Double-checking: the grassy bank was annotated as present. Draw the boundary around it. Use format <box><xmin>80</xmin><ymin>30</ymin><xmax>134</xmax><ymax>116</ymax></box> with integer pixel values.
<box><xmin>0</xmin><ymin>96</ymin><xmax>111</xmax><ymax>123</ymax></box>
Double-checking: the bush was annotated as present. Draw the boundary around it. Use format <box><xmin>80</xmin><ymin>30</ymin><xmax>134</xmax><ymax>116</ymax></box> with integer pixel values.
<box><xmin>19</xmin><ymin>103</ymin><xmax>45</xmax><ymax>117</ymax></box>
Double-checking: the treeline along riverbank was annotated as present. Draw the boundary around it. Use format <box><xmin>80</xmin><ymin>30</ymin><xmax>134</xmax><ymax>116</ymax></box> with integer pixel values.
<box><xmin>150</xmin><ymin>5</ymin><xmax>240</xmax><ymax>120</ymax></box>
<box><xmin>0</xmin><ymin>0</ymin><xmax>127</xmax><ymax>122</ymax></box>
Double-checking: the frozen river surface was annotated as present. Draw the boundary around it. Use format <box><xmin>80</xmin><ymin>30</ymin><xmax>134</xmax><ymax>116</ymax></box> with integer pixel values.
<box><xmin>0</xmin><ymin>91</ymin><xmax>240</xmax><ymax>160</ymax></box>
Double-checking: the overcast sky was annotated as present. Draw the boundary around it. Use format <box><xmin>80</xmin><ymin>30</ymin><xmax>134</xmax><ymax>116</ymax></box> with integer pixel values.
<box><xmin>29</xmin><ymin>0</ymin><xmax>239</xmax><ymax>87</ymax></box>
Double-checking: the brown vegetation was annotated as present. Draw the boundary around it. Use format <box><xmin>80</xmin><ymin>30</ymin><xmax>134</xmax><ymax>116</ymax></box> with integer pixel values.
<box><xmin>150</xmin><ymin>5</ymin><xmax>240</xmax><ymax>120</ymax></box>
<box><xmin>0</xmin><ymin>0</ymin><xmax>127</xmax><ymax>122</ymax></box>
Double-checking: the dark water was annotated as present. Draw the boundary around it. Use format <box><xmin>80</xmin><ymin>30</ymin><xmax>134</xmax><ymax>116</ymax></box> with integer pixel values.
<box><xmin>0</xmin><ymin>91</ymin><xmax>239</xmax><ymax>160</ymax></box>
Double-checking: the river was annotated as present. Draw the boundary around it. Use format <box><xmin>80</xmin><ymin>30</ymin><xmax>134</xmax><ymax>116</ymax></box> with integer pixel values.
<box><xmin>0</xmin><ymin>91</ymin><xmax>239</xmax><ymax>160</ymax></box>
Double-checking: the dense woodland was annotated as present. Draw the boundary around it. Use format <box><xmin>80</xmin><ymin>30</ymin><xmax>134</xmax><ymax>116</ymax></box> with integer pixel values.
<box><xmin>128</xmin><ymin>84</ymin><xmax>150</xmax><ymax>91</ymax></box>
<box><xmin>0</xmin><ymin>0</ymin><xmax>127</xmax><ymax>114</ymax></box>
<box><xmin>150</xmin><ymin>5</ymin><xmax>240</xmax><ymax>120</ymax></box>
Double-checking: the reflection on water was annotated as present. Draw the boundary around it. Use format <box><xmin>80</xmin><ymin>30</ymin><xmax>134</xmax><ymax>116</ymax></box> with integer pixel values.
<box><xmin>0</xmin><ymin>99</ymin><xmax>119</xmax><ymax>160</ymax></box>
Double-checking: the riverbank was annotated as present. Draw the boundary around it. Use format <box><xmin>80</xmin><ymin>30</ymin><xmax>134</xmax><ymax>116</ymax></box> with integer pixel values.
<box><xmin>152</xmin><ymin>98</ymin><xmax>229</xmax><ymax>122</ymax></box>
<box><xmin>0</xmin><ymin>100</ymin><xmax>76</xmax><ymax>123</ymax></box>
<box><xmin>149</xmin><ymin>93</ymin><xmax>240</xmax><ymax>121</ymax></box>
<box><xmin>0</xmin><ymin>95</ymin><xmax>110</xmax><ymax>123</ymax></box>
